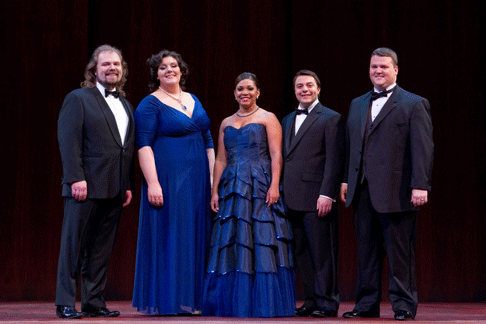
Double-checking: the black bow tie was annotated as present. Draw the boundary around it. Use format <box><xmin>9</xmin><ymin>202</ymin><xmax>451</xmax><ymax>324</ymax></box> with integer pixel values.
<box><xmin>105</xmin><ymin>89</ymin><xmax>120</xmax><ymax>98</ymax></box>
<box><xmin>295</xmin><ymin>108</ymin><xmax>309</xmax><ymax>115</ymax></box>
<box><xmin>371</xmin><ymin>88</ymin><xmax>393</xmax><ymax>101</ymax></box>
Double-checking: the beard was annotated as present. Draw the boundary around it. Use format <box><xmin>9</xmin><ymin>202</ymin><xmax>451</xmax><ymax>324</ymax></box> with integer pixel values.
<box><xmin>96</xmin><ymin>74</ymin><xmax>121</xmax><ymax>90</ymax></box>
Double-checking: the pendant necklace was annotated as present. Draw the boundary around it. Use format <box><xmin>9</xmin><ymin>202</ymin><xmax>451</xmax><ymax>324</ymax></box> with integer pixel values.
<box><xmin>159</xmin><ymin>86</ymin><xmax>187</xmax><ymax>110</ymax></box>
<box><xmin>237</xmin><ymin>106</ymin><xmax>259</xmax><ymax>117</ymax></box>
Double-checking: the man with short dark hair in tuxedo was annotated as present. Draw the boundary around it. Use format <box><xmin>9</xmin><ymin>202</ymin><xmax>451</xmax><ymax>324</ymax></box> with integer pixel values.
<box><xmin>55</xmin><ymin>44</ymin><xmax>135</xmax><ymax>319</ymax></box>
<box><xmin>282</xmin><ymin>70</ymin><xmax>345</xmax><ymax>318</ymax></box>
<box><xmin>340</xmin><ymin>48</ymin><xmax>433</xmax><ymax>321</ymax></box>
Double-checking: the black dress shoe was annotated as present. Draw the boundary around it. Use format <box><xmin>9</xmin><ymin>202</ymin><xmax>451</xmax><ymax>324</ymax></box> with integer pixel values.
<box><xmin>311</xmin><ymin>308</ymin><xmax>337</xmax><ymax>318</ymax></box>
<box><xmin>343</xmin><ymin>310</ymin><xmax>380</xmax><ymax>318</ymax></box>
<box><xmin>56</xmin><ymin>306</ymin><xmax>84</xmax><ymax>319</ymax></box>
<box><xmin>394</xmin><ymin>310</ymin><xmax>414</xmax><ymax>321</ymax></box>
<box><xmin>295</xmin><ymin>305</ymin><xmax>316</xmax><ymax>316</ymax></box>
<box><xmin>82</xmin><ymin>306</ymin><xmax>120</xmax><ymax>317</ymax></box>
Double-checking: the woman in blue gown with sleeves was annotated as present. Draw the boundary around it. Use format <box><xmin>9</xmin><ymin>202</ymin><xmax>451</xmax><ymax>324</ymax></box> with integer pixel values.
<box><xmin>203</xmin><ymin>73</ymin><xmax>295</xmax><ymax>317</ymax></box>
<box><xmin>132</xmin><ymin>50</ymin><xmax>215</xmax><ymax>315</ymax></box>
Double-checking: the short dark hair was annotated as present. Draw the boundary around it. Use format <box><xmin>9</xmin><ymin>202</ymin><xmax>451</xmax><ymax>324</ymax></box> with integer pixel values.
<box><xmin>147</xmin><ymin>50</ymin><xmax>189</xmax><ymax>91</ymax></box>
<box><xmin>372</xmin><ymin>47</ymin><xmax>398</xmax><ymax>67</ymax></box>
<box><xmin>293</xmin><ymin>70</ymin><xmax>321</xmax><ymax>88</ymax></box>
<box><xmin>81</xmin><ymin>44</ymin><xmax>129</xmax><ymax>97</ymax></box>
<box><xmin>234</xmin><ymin>72</ymin><xmax>260</xmax><ymax>89</ymax></box>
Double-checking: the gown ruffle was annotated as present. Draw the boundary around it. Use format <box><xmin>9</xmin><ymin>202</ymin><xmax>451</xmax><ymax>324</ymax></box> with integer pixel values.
<box><xmin>203</xmin><ymin>123</ymin><xmax>295</xmax><ymax>317</ymax></box>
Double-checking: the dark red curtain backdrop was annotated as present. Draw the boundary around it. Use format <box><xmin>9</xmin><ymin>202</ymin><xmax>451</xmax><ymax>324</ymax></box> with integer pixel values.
<box><xmin>1</xmin><ymin>0</ymin><xmax>484</xmax><ymax>302</ymax></box>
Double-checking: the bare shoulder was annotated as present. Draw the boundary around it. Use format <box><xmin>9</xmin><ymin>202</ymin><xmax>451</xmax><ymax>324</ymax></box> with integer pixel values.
<box><xmin>220</xmin><ymin>114</ymin><xmax>236</xmax><ymax>130</ymax></box>
<box><xmin>255</xmin><ymin>109</ymin><xmax>281</xmax><ymax>137</ymax></box>
<box><xmin>256</xmin><ymin>108</ymin><xmax>279</xmax><ymax>125</ymax></box>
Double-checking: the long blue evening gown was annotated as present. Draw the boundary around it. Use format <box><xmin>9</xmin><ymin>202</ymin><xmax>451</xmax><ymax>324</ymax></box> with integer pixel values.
<box><xmin>203</xmin><ymin>123</ymin><xmax>295</xmax><ymax>317</ymax></box>
<box><xmin>132</xmin><ymin>94</ymin><xmax>213</xmax><ymax>315</ymax></box>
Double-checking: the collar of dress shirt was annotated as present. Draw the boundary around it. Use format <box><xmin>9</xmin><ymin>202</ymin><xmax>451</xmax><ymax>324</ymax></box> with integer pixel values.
<box><xmin>297</xmin><ymin>99</ymin><xmax>319</xmax><ymax>113</ymax></box>
<box><xmin>96</xmin><ymin>81</ymin><xmax>119</xmax><ymax>99</ymax></box>
<box><xmin>373</xmin><ymin>83</ymin><xmax>396</xmax><ymax>94</ymax></box>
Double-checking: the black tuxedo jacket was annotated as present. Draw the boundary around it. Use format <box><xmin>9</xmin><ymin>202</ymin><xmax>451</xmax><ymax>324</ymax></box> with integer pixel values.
<box><xmin>344</xmin><ymin>85</ymin><xmax>433</xmax><ymax>213</ymax></box>
<box><xmin>57</xmin><ymin>87</ymin><xmax>135</xmax><ymax>199</ymax></box>
<box><xmin>282</xmin><ymin>103</ymin><xmax>345</xmax><ymax>211</ymax></box>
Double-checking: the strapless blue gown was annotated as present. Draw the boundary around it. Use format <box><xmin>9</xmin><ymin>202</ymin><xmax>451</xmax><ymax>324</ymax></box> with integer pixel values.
<box><xmin>203</xmin><ymin>123</ymin><xmax>295</xmax><ymax>317</ymax></box>
<box><xmin>132</xmin><ymin>94</ymin><xmax>213</xmax><ymax>315</ymax></box>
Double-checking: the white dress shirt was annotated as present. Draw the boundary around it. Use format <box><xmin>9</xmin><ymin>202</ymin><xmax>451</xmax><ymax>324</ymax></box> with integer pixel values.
<box><xmin>96</xmin><ymin>82</ymin><xmax>129</xmax><ymax>145</ymax></box>
<box><xmin>295</xmin><ymin>99</ymin><xmax>319</xmax><ymax>135</ymax></box>
<box><xmin>371</xmin><ymin>84</ymin><xmax>396</xmax><ymax>122</ymax></box>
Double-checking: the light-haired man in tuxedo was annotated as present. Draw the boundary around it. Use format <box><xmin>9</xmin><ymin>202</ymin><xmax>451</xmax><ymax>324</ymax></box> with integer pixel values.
<box><xmin>55</xmin><ymin>45</ymin><xmax>135</xmax><ymax>319</ymax></box>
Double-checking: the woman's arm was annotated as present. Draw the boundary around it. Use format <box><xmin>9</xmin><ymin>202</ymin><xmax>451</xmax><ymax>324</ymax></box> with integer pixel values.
<box><xmin>264</xmin><ymin>112</ymin><xmax>283</xmax><ymax>207</ymax></box>
<box><xmin>206</xmin><ymin>148</ymin><xmax>215</xmax><ymax>188</ymax></box>
<box><xmin>210</xmin><ymin>120</ymin><xmax>229</xmax><ymax>212</ymax></box>
<box><xmin>138</xmin><ymin>146</ymin><xmax>163</xmax><ymax>207</ymax></box>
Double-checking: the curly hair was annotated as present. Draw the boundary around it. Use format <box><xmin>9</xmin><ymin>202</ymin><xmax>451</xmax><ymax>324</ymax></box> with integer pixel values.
<box><xmin>80</xmin><ymin>44</ymin><xmax>129</xmax><ymax>97</ymax></box>
<box><xmin>147</xmin><ymin>50</ymin><xmax>189</xmax><ymax>92</ymax></box>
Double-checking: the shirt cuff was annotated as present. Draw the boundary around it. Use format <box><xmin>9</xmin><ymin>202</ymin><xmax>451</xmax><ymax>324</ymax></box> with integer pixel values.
<box><xmin>319</xmin><ymin>195</ymin><xmax>336</xmax><ymax>202</ymax></box>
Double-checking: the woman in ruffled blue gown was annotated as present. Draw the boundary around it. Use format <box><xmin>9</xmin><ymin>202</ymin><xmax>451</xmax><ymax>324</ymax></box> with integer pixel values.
<box><xmin>203</xmin><ymin>73</ymin><xmax>295</xmax><ymax>317</ymax></box>
<box><xmin>132</xmin><ymin>50</ymin><xmax>215</xmax><ymax>315</ymax></box>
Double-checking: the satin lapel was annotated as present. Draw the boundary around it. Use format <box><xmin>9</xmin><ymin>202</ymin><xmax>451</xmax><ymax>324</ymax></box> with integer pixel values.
<box><xmin>284</xmin><ymin>111</ymin><xmax>295</xmax><ymax>154</ymax></box>
<box><xmin>91</xmin><ymin>87</ymin><xmax>123</xmax><ymax>146</ymax></box>
<box><xmin>120</xmin><ymin>96</ymin><xmax>134</xmax><ymax>146</ymax></box>
<box><xmin>369</xmin><ymin>86</ymin><xmax>400</xmax><ymax>135</ymax></box>
<box><xmin>360</xmin><ymin>92</ymin><xmax>372</xmax><ymax>140</ymax></box>
<box><xmin>288</xmin><ymin>104</ymin><xmax>321</xmax><ymax>153</ymax></box>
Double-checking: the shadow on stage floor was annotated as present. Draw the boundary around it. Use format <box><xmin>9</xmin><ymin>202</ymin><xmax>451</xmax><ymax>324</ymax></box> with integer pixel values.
<box><xmin>0</xmin><ymin>301</ymin><xmax>485</xmax><ymax>323</ymax></box>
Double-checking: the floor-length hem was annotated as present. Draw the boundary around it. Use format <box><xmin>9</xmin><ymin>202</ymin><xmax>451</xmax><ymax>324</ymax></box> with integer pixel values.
<box><xmin>203</xmin><ymin>124</ymin><xmax>295</xmax><ymax>318</ymax></box>
<box><xmin>132</xmin><ymin>94</ymin><xmax>213</xmax><ymax>316</ymax></box>
<box><xmin>203</xmin><ymin>267</ymin><xmax>296</xmax><ymax>317</ymax></box>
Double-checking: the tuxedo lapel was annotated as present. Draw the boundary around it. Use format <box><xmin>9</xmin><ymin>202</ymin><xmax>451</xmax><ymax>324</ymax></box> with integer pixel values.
<box><xmin>120</xmin><ymin>96</ymin><xmax>134</xmax><ymax>147</ymax></box>
<box><xmin>288</xmin><ymin>104</ymin><xmax>321</xmax><ymax>153</ymax></box>
<box><xmin>368</xmin><ymin>86</ymin><xmax>400</xmax><ymax>135</ymax></box>
<box><xmin>90</xmin><ymin>87</ymin><xmax>123</xmax><ymax>146</ymax></box>
<box><xmin>360</xmin><ymin>92</ymin><xmax>372</xmax><ymax>140</ymax></box>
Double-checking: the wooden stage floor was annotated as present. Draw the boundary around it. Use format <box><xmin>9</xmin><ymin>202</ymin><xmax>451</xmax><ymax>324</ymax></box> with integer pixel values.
<box><xmin>1</xmin><ymin>301</ymin><xmax>485</xmax><ymax>323</ymax></box>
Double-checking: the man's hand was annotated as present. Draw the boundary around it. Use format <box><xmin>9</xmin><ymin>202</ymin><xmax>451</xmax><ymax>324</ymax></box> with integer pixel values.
<box><xmin>123</xmin><ymin>190</ymin><xmax>132</xmax><ymax>207</ymax></box>
<box><xmin>317</xmin><ymin>196</ymin><xmax>333</xmax><ymax>217</ymax></box>
<box><xmin>340</xmin><ymin>183</ymin><xmax>348</xmax><ymax>203</ymax></box>
<box><xmin>411</xmin><ymin>189</ymin><xmax>428</xmax><ymax>207</ymax></box>
<box><xmin>71</xmin><ymin>180</ymin><xmax>87</xmax><ymax>201</ymax></box>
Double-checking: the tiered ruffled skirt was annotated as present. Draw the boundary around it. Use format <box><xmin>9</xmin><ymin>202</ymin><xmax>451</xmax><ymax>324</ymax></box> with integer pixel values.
<box><xmin>203</xmin><ymin>160</ymin><xmax>295</xmax><ymax>317</ymax></box>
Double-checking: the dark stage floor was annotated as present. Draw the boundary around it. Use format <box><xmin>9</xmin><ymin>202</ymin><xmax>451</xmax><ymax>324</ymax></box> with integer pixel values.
<box><xmin>1</xmin><ymin>301</ymin><xmax>485</xmax><ymax>323</ymax></box>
